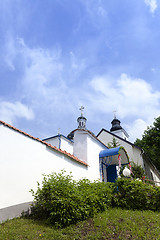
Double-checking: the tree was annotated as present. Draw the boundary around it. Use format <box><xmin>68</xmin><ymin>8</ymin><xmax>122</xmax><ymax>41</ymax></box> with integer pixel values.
<box><xmin>134</xmin><ymin>116</ymin><xmax>160</xmax><ymax>172</ymax></box>
<box><xmin>107</xmin><ymin>137</ymin><xmax>120</xmax><ymax>148</ymax></box>
<box><xmin>131</xmin><ymin>162</ymin><xmax>145</xmax><ymax>179</ymax></box>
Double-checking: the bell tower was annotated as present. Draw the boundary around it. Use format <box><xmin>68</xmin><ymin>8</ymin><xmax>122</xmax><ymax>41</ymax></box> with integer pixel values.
<box><xmin>110</xmin><ymin>111</ymin><xmax>129</xmax><ymax>140</ymax></box>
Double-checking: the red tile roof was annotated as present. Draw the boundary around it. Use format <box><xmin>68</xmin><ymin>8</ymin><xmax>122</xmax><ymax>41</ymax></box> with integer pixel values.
<box><xmin>0</xmin><ymin>120</ymin><xmax>88</xmax><ymax>166</ymax></box>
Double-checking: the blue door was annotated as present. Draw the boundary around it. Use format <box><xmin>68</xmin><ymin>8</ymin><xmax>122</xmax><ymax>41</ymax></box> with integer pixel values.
<box><xmin>107</xmin><ymin>165</ymin><xmax>117</xmax><ymax>182</ymax></box>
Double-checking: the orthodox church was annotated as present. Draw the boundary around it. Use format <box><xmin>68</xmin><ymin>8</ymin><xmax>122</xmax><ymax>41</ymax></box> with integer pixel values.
<box><xmin>0</xmin><ymin>107</ymin><xmax>160</xmax><ymax>222</ymax></box>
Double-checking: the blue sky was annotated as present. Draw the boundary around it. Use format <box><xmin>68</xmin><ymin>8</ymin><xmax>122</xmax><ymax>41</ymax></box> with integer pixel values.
<box><xmin>0</xmin><ymin>0</ymin><xmax>160</xmax><ymax>142</ymax></box>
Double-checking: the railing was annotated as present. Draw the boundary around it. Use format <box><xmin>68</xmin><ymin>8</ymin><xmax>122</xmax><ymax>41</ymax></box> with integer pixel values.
<box><xmin>142</xmin><ymin>176</ymin><xmax>160</xmax><ymax>186</ymax></box>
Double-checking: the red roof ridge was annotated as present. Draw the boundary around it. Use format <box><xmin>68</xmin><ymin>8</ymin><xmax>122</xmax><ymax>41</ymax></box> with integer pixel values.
<box><xmin>0</xmin><ymin>120</ymin><xmax>88</xmax><ymax>167</ymax></box>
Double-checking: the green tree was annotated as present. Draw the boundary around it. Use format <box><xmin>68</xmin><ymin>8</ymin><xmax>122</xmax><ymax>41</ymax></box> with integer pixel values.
<box><xmin>134</xmin><ymin>116</ymin><xmax>160</xmax><ymax>172</ymax></box>
<box><xmin>131</xmin><ymin>162</ymin><xmax>145</xmax><ymax>179</ymax></box>
<box><xmin>107</xmin><ymin>137</ymin><xmax>120</xmax><ymax>148</ymax></box>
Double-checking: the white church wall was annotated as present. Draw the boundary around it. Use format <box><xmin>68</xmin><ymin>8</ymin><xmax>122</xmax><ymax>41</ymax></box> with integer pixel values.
<box><xmin>86</xmin><ymin>134</ymin><xmax>107</xmax><ymax>181</ymax></box>
<box><xmin>131</xmin><ymin>145</ymin><xmax>144</xmax><ymax>166</ymax></box>
<box><xmin>72</xmin><ymin>130</ymin><xmax>107</xmax><ymax>181</ymax></box>
<box><xmin>60</xmin><ymin>137</ymin><xmax>73</xmax><ymax>154</ymax></box>
<box><xmin>143</xmin><ymin>157</ymin><xmax>160</xmax><ymax>186</ymax></box>
<box><xmin>44</xmin><ymin>136</ymin><xmax>73</xmax><ymax>154</ymax></box>
<box><xmin>44</xmin><ymin>136</ymin><xmax>59</xmax><ymax>148</ymax></box>
<box><xmin>73</xmin><ymin>130</ymin><xmax>88</xmax><ymax>163</ymax></box>
<box><xmin>111</xmin><ymin>129</ymin><xmax>128</xmax><ymax>141</ymax></box>
<box><xmin>0</xmin><ymin>124</ymin><xmax>87</xmax><ymax>210</ymax></box>
<box><xmin>150</xmin><ymin>169</ymin><xmax>160</xmax><ymax>186</ymax></box>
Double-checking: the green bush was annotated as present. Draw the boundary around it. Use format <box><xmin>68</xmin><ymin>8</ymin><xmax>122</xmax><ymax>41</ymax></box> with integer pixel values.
<box><xmin>30</xmin><ymin>171</ymin><xmax>160</xmax><ymax>227</ymax></box>
<box><xmin>112</xmin><ymin>178</ymin><xmax>160</xmax><ymax>211</ymax></box>
<box><xmin>77</xmin><ymin>179</ymin><xmax>113</xmax><ymax>217</ymax></box>
<box><xmin>30</xmin><ymin>171</ymin><xmax>113</xmax><ymax>227</ymax></box>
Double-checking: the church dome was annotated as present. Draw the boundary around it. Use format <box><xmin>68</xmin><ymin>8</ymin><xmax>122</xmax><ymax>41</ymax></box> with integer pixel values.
<box><xmin>110</xmin><ymin>118</ymin><xmax>122</xmax><ymax>132</ymax></box>
<box><xmin>77</xmin><ymin>116</ymin><xmax>87</xmax><ymax>129</ymax></box>
<box><xmin>77</xmin><ymin>106</ymin><xmax>87</xmax><ymax>130</ymax></box>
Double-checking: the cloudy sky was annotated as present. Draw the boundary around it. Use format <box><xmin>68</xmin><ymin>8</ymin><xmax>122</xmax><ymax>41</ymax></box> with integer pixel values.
<box><xmin>0</xmin><ymin>0</ymin><xmax>160</xmax><ymax>142</ymax></box>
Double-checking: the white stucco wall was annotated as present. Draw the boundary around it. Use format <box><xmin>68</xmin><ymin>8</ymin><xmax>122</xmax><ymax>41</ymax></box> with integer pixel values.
<box><xmin>0</xmin><ymin>125</ymin><xmax>87</xmax><ymax>210</ymax></box>
<box><xmin>86</xmin><ymin>134</ymin><xmax>107</xmax><ymax>181</ymax></box>
<box><xmin>73</xmin><ymin>130</ymin><xmax>88</xmax><ymax>163</ymax></box>
<box><xmin>44</xmin><ymin>136</ymin><xmax>59</xmax><ymax>148</ymax></box>
<box><xmin>143</xmin><ymin>157</ymin><xmax>160</xmax><ymax>186</ymax></box>
<box><xmin>44</xmin><ymin>136</ymin><xmax>73</xmax><ymax>154</ymax></box>
<box><xmin>132</xmin><ymin>145</ymin><xmax>144</xmax><ymax>166</ymax></box>
<box><xmin>73</xmin><ymin>130</ymin><xmax>107</xmax><ymax>181</ymax></box>
<box><xmin>60</xmin><ymin>137</ymin><xmax>73</xmax><ymax>154</ymax></box>
<box><xmin>111</xmin><ymin>129</ymin><xmax>128</xmax><ymax>141</ymax></box>
<box><xmin>150</xmin><ymin>169</ymin><xmax>160</xmax><ymax>186</ymax></box>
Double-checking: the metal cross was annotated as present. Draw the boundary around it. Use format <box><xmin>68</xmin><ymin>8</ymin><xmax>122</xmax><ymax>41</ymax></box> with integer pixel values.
<box><xmin>113</xmin><ymin>110</ymin><xmax>117</xmax><ymax>119</ymax></box>
<box><xmin>80</xmin><ymin>106</ymin><xmax>84</xmax><ymax>116</ymax></box>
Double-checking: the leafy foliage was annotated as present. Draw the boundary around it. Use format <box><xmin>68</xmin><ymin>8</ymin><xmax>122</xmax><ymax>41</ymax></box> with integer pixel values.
<box><xmin>30</xmin><ymin>171</ymin><xmax>113</xmax><ymax>227</ymax></box>
<box><xmin>134</xmin><ymin>116</ymin><xmax>160</xmax><ymax>171</ymax></box>
<box><xmin>112</xmin><ymin>178</ymin><xmax>160</xmax><ymax>211</ymax></box>
<box><xmin>30</xmin><ymin>171</ymin><xmax>160</xmax><ymax>227</ymax></box>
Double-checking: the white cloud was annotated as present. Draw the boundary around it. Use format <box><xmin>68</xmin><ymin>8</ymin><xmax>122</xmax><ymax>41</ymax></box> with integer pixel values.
<box><xmin>144</xmin><ymin>0</ymin><xmax>157</xmax><ymax>14</ymax></box>
<box><xmin>3</xmin><ymin>37</ymin><xmax>85</xmax><ymax>125</ymax></box>
<box><xmin>90</xmin><ymin>73</ymin><xmax>160</xmax><ymax>118</ymax></box>
<box><xmin>3</xmin><ymin>37</ymin><xmax>160</xmax><ymax>141</ymax></box>
<box><xmin>21</xmin><ymin>43</ymin><xmax>63</xmax><ymax>98</ymax></box>
<box><xmin>89</xmin><ymin>73</ymin><xmax>160</xmax><ymax>141</ymax></box>
<box><xmin>79</xmin><ymin>0</ymin><xmax>108</xmax><ymax>25</ymax></box>
<box><xmin>126</xmin><ymin>119</ymin><xmax>149</xmax><ymax>142</ymax></box>
<box><xmin>5</xmin><ymin>37</ymin><xmax>64</xmax><ymax>101</ymax></box>
<box><xmin>0</xmin><ymin>101</ymin><xmax>34</xmax><ymax>124</ymax></box>
<box><xmin>4</xmin><ymin>36</ymin><xmax>17</xmax><ymax>71</ymax></box>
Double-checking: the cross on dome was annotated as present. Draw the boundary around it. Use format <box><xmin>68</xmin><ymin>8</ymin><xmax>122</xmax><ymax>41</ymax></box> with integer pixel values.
<box><xmin>80</xmin><ymin>106</ymin><xmax>84</xmax><ymax>116</ymax></box>
<box><xmin>113</xmin><ymin>110</ymin><xmax>117</xmax><ymax>119</ymax></box>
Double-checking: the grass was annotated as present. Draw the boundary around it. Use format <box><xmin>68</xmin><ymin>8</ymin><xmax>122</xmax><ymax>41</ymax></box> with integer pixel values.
<box><xmin>0</xmin><ymin>208</ymin><xmax>160</xmax><ymax>240</ymax></box>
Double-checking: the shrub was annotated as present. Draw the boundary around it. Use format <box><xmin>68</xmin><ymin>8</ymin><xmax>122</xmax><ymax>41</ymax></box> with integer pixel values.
<box><xmin>30</xmin><ymin>171</ymin><xmax>113</xmax><ymax>227</ymax></box>
<box><xmin>77</xmin><ymin>179</ymin><xmax>113</xmax><ymax>217</ymax></box>
<box><xmin>30</xmin><ymin>171</ymin><xmax>160</xmax><ymax>227</ymax></box>
<box><xmin>112</xmin><ymin>178</ymin><xmax>160</xmax><ymax>211</ymax></box>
